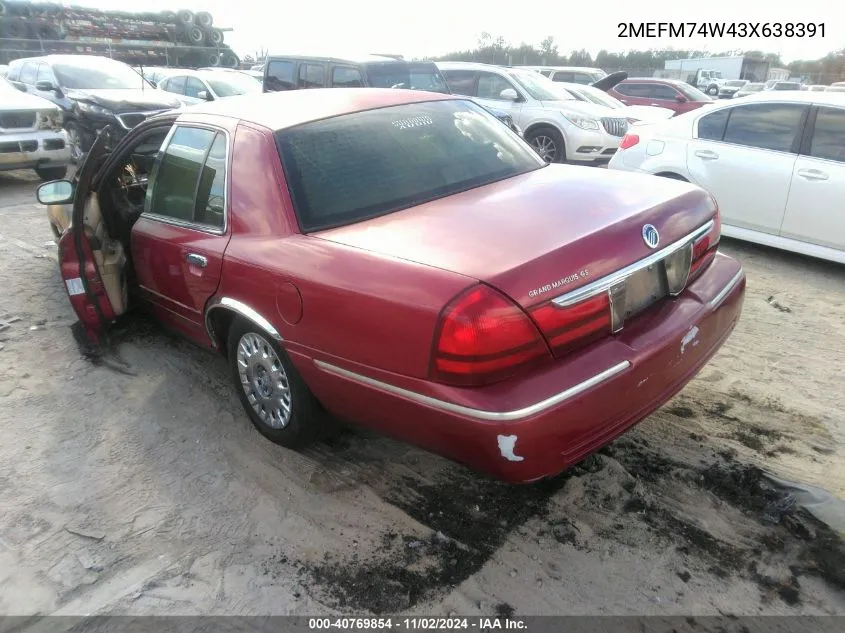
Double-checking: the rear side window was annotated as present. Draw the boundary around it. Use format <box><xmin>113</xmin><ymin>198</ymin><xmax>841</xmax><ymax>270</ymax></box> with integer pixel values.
<box><xmin>442</xmin><ymin>70</ymin><xmax>476</xmax><ymax>96</ymax></box>
<box><xmin>276</xmin><ymin>100</ymin><xmax>544</xmax><ymax>232</ymax></box>
<box><xmin>6</xmin><ymin>63</ymin><xmax>20</xmax><ymax>81</ymax></box>
<box><xmin>650</xmin><ymin>84</ymin><xmax>680</xmax><ymax>100</ymax></box>
<box><xmin>19</xmin><ymin>62</ymin><xmax>37</xmax><ymax>85</ymax></box>
<box><xmin>298</xmin><ymin>63</ymin><xmax>325</xmax><ymax>89</ymax></box>
<box><xmin>722</xmin><ymin>103</ymin><xmax>807</xmax><ymax>153</ymax></box>
<box><xmin>615</xmin><ymin>83</ymin><xmax>648</xmax><ymax>97</ymax></box>
<box><xmin>331</xmin><ymin>66</ymin><xmax>363</xmax><ymax>87</ymax></box>
<box><xmin>265</xmin><ymin>60</ymin><xmax>295</xmax><ymax>91</ymax></box>
<box><xmin>163</xmin><ymin>75</ymin><xmax>187</xmax><ymax>94</ymax></box>
<box><xmin>808</xmin><ymin>107</ymin><xmax>845</xmax><ymax>163</ymax></box>
<box><xmin>551</xmin><ymin>72</ymin><xmax>574</xmax><ymax>82</ymax></box>
<box><xmin>146</xmin><ymin>127</ymin><xmax>227</xmax><ymax>229</ymax></box>
<box><xmin>697</xmin><ymin>109</ymin><xmax>730</xmax><ymax>140</ymax></box>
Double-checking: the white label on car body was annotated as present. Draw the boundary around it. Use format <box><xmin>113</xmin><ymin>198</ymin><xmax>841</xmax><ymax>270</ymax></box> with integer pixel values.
<box><xmin>65</xmin><ymin>277</ymin><xmax>85</xmax><ymax>296</ymax></box>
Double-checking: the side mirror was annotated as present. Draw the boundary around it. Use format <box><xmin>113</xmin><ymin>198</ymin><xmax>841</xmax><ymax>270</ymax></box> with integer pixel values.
<box><xmin>197</xmin><ymin>90</ymin><xmax>212</xmax><ymax>101</ymax></box>
<box><xmin>35</xmin><ymin>80</ymin><xmax>58</xmax><ymax>93</ymax></box>
<box><xmin>675</xmin><ymin>95</ymin><xmax>688</xmax><ymax>103</ymax></box>
<box><xmin>499</xmin><ymin>88</ymin><xmax>519</xmax><ymax>101</ymax></box>
<box><xmin>36</xmin><ymin>179</ymin><xmax>74</xmax><ymax>205</ymax></box>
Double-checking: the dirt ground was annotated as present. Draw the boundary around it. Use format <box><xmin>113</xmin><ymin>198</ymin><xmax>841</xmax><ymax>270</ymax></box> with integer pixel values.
<box><xmin>1</xmin><ymin>168</ymin><xmax>843</xmax><ymax>618</ymax></box>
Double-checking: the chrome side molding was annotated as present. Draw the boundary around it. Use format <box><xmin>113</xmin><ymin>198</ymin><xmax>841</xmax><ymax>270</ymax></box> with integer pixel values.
<box><xmin>313</xmin><ymin>359</ymin><xmax>631</xmax><ymax>422</ymax></box>
<box><xmin>205</xmin><ymin>296</ymin><xmax>283</xmax><ymax>344</ymax></box>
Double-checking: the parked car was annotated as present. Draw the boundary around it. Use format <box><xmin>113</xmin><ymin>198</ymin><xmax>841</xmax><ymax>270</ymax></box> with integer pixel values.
<box><xmin>718</xmin><ymin>80</ymin><xmax>749</xmax><ymax>99</ymax></box>
<box><xmin>157</xmin><ymin>69</ymin><xmax>262</xmax><ymax>105</ymax></box>
<box><xmin>6</xmin><ymin>55</ymin><xmax>181</xmax><ymax>161</ymax></box>
<box><xmin>438</xmin><ymin>62</ymin><xmax>629</xmax><ymax>164</ymax></box>
<box><xmin>0</xmin><ymin>78</ymin><xmax>70</xmax><ymax>181</ymax></box>
<box><xmin>515</xmin><ymin>65</ymin><xmax>607</xmax><ymax>85</ymax></box>
<box><xmin>34</xmin><ymin>88</ymin><xmax>745</xmax><ymax>483</ymax></box>
<box><xmin>608</xmin><ymin>92</ymin><xmax>845</xmax><ymax>264</ymax></box>
<box><xmin>262</xmin><ymin>54</ymin><xmax>449</xmax><ymax>94</ymax></box>
<box><xmin>608</xmin><ymin>79</ymin><xmax>712</xmax><ymax>115</ymax></box>
<box><xmin>732</xmin><ymin>82</ymin><xmax>766</xmax><ymax>98</ymax></box>
<box><xmin>825</xmin><ymin>86</ymin><xmax>845</xmax><ymax>93</ymax></box>
<box><xmin>806</xmin><ymin>85</ymin><xmax>829</xmax><ymax>92</ymax></box>
<box><xmin>554</xmin><ymin>82</ymin><xmax>675</xmax><ymax>123</ymax></box>
<box><xmin>767</xmin><ymin>81</ymin><xmax>802</xmax><ymax>91</ymax></box>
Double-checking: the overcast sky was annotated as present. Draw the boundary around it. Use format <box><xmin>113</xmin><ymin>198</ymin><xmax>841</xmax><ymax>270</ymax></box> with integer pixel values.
<box><xmin>80</xmin><ymin>0</ymin><xmax>837</xmax><ymax>64</ymax></box>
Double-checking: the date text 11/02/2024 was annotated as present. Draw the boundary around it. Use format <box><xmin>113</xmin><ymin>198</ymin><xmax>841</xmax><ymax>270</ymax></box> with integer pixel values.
<box><xmin>308</xmin><ymin>618</ymin><xmax>527</xmax><ymax>630</ymax></box>
<box><xmin>618</xmin><ymin>22</ymin><xmax>825</xmax><ymax>38</ymax></box>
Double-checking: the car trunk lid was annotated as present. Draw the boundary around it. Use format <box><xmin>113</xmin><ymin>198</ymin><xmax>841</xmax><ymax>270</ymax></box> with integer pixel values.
<box><xmin>315</xmin><ymin>165</ymin><xmax>719</xmax><ymax>358</ymax></box>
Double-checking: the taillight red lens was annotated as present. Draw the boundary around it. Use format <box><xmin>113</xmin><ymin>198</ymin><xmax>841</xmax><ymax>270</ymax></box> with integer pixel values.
<box><xmin>689</xmin><ymin>202</ymin><xmax>722</xmax><ymax>282</ymax></box>
<box><xmin>431</xmin><ymin>285</ymin><xmax>551</xmax><ymax>386</ymax></box>
<box><xmin>529</xmin><ymin>293</ymin><xmax>611</xmax><ymax>358</ymax></box>
<box><xmin>619</xmin><ymin>134</ymin><xmax>640</xmax><ymax>150</ymax></box>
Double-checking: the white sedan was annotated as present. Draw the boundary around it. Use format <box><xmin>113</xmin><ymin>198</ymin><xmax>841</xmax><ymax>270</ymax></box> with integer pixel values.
<box><xmin>608</xmin><ymin>91</ymin><xmax>845</xmax><ymax>264</ymax></box>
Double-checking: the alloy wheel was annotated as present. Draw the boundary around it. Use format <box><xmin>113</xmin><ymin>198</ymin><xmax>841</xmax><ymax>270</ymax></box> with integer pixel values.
<box><xmin>530</xmin><ymin>135</ymin><xmax>558</xmax><ymax>163</ymax></box>
<box><xmin>236</xmin><ymin>332</ymin><xmax>292</xmax><ymax>429</ymax></box>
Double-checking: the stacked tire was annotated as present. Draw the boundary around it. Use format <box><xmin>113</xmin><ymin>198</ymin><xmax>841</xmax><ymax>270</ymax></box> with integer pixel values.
<box><xmin>0</xmin><ymin>1</ymin><xmax>240</xmax><ymax>68</ymax></box>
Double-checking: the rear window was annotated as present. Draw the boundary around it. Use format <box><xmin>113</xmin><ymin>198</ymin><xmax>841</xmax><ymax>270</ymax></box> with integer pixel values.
<box><xmin>276</xmin><ymin>100</ymin><xmax>544</xmax><ymax>232</ymax></box>
<box><xmin>364</xmin><ymin>62</ymin><xmax>449</xmax><ymax>93</ymax></box>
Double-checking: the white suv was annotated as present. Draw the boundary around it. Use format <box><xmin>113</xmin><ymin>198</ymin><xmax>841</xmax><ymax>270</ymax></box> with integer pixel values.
<box><xmin>437</xmin><ymin>62</ymin><xmax>628</xmax><ymax>164</ymax></box>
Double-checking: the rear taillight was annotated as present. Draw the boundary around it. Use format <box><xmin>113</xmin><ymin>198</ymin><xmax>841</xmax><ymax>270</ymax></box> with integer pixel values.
<box><xmin>528</xmin><ymin>293</ymin><xmax>611</xmax><ymax>358</ymax></box>
<box><xmin>689</xmin><ymin>202</ymin><xmax>722</xmax><ymax>282</ymax></box>
<box><xmin>431</xmin><ymin>285</ymin><xmax>551</xmax><ymax>386</ymax></box>
<box><xmin>619</xmin><ymin>133</ymin><xmax>640</xmax><ymax>150</ymax></box>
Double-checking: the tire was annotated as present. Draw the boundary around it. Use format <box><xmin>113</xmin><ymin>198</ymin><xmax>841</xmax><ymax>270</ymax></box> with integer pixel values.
<box><xmin>207</xmin><ymin>28</ymin><xmax>224</xmax><ymax>46</ymax></box>
<box><xmin>708</xmin><ymin>85</ymin><xmax>719</xmax><ymax>96</ymax></box>
<box><xmin>185</xmin><ymin>25</ymin><xmax>204</xmax><ymax>44</ymax></box>
<box><xmin>221</xmin><ymin>52</ymin><xmax>239</xmax><ymax>68</ymax></box>
<box><xmin>206</xmin><ymin>52</ymin><xmax>220</xmax><ymax>67</ymax></box>
<box><xmin>35</xmin><ymin>165</ymin><xmax>68</xmax><ymax>181</ymax></box>
<box><xmin>177</xmin><ymin>9</ymin><xmax>194</xmax><ymax>24</ymax></box>
<box><xmin>525</xmin><ymin>125</ymin><xmax>566</xmax><ymax>163</ymax></box>
<box><xmin>195</xmin><ymin>11</ymin><xmax>213</xmax><ymax>28</ymax></box>
<box><xmin>64</xmin><ymin>121</ymin><xmax>91</xmax><ymax>164</ymax></box>
<box><xmin>227</xmin><ymin>318</ymin><xmax>327</xmax><ymax>449</ymax></box>
<box><xmin>656</xmin><ymin>172</ymin><xmax>688</xmax><ymax>182</ymax></box>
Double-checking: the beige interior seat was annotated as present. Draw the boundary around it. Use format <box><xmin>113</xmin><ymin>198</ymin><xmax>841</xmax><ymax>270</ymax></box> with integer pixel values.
<box><xmin>78</xmin><ymin>194</ymin><xmax>129</xmax><ymax>316</ymax></box>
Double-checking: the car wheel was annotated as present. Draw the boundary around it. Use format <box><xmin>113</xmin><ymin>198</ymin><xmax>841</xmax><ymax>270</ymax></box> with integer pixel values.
<box><xmin>35</xmin><ymin>165</ymin><xmax>68</xmax><ymax>181</ymax></box>
<box><xmin>227</xmin><ymin>318</ymin><xmax>327</xmax><ymax>449</ymax></box>
<box><xmin>708</xmin><ymin>86</ymin><xmax>719</xmax><ymax>96</ymax></box>
<box><xmin>526</xmin><ymin>126</ymin><xmax>566</xmax><ymax>163</ymax></box>
<box><xmin>65</xmin><ymin>122</ymin><xmax>91</xmax><ymax>164</ymax></box>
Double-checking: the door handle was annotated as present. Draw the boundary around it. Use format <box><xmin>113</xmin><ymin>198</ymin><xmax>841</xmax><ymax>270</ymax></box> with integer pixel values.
<box><xmin>186</xmin><ymin>253</ymin><xmax>208</xmax><ymax>268</ymax></box>
<box><xmin>797</xmin><ymin>168</ymin><xmax>829</xmax><ymax>181</ymax></box>
<box><xmin>694</xmin><ymin>149</ymin><xmax>719</xmax><ymax>160</ymax></box>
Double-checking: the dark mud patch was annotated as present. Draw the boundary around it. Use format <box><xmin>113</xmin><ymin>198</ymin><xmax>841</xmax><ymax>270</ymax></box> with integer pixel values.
<box><xmin>732</xmin><ymin>425</ymin><xmax>784</xmax><ymax>452</ymax></box>
<box><xmin>304</xmin><ymin>465</ymin><xmax>571</xmax><ymax>613</ymax></box>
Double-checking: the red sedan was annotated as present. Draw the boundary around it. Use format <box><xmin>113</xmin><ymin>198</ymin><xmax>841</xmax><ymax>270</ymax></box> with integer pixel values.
<box><xmin>36</xmin><ymin>88</ymin><xmax>745</xmax><ymax>483</ymax></box>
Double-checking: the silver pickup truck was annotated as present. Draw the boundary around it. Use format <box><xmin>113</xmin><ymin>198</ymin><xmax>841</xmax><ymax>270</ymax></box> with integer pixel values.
<box><xmin>0</xmin><ymin>79</ymin><xmax>71</xmax><ymax>181</ymax></box>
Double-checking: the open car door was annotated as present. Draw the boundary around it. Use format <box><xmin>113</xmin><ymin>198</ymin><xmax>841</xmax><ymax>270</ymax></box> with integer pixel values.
<box><xmin>46</xmin><ymin>128</ymin><xmax>119</xmax><ymax>349</ymax></box>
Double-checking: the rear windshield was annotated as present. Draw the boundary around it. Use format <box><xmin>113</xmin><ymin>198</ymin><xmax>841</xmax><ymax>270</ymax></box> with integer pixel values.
<box><xmin>364</xmin><ymin>62</ymin><xmax>449</xmax><ymax>93</ymax></box>
<box><xmin>276</xmin><ymin>100</ymin><xmax>544</xmax><ymax>232</ymax></box>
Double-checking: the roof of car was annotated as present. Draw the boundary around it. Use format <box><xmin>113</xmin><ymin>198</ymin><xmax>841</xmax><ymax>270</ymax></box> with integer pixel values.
<box><xmin>735</xmin><ymin>91</ymin><xmax>845</xmax><ymax>105</ymax></box>
<box><xmin>264</xmin><ymin>53</ymin><xmax>413</xmax><ymax>65</ymax></box>
<box><xmin>436</xmin><ymin>61</ymin><xmax>507</xmax><ymax>71</ymax></box>
<box><xmin>180</xmin><ymin>87</ymin><xmax>458</xmax><ymax>130</ymax></box>
<box><xmin>621</xmin><ymin>77</ymin><xmax>691</xmax><ymax>87</ymax></box>
<box><xmin>10</xmin><ymin>54</ymin><xmax>123</xmax><ymax>66</ymax></box>
<box><xmin>514</xmin><ymin>65</ymin><xmax>603</xmax><ymax>73</ymax></box>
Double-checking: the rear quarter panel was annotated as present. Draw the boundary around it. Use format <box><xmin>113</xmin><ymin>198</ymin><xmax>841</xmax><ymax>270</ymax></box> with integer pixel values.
<box><xmin>216</xmin><ymin>123</ymin><xmax>476</xmax><ymax>378</ymax></box>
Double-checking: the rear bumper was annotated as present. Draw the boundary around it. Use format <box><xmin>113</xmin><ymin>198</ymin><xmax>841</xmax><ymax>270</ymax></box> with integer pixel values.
<box><xmin>294</xmin><ymin>253</ymin><xmax>745</xmax><ymax>483</ymax></box>
<box><xmin>0</xmin><ymin>129</ymin><xmax>70</xmax><ymax>171</ymax></box>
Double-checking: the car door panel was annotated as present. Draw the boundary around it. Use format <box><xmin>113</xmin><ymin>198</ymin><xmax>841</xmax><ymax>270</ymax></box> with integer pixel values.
<box><xmin>687</xmin><ymin>103</ymin><xmax>807</xmax><ymax>235</ymax></box>
<box><xmin>473</xmin><ymin>72</ymin><xmax>524</xmax><ymax>125</ymax></box>
<box><xmin>130</xmin><ymin>126</ymin><xmax>231</xmax><ymax>345</ymax></box>
<box><xmin>781</xmin><ymin>106</ymin><xmax>845</xmax><ymax>251</ymax></box>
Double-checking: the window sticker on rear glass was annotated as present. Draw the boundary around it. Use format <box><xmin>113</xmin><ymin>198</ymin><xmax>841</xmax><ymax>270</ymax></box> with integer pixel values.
<box><xmin>65</xmin><ymin>277</ymin><xmax>85</xmax><ymax>296</ymax></box>
<box><xmin>392</xmin><ymin>115</ymin><xmax>433</xmax><ymax>130</ymax></box>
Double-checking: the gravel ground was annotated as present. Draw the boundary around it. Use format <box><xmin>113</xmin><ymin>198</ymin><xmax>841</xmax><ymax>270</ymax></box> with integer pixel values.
<box><xmin>0</xmin><ymin>168</ymin><xmax>843</xmax><ymax>618</ymax></box>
